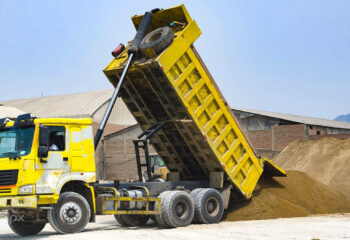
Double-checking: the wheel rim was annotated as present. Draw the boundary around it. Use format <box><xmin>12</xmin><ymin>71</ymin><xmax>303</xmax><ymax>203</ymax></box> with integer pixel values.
<box><xmin>59</xmin><ymin>201</ymin><xmax>82</xmax><ymax>225</ymax></box>
<box><xmin>174</xmin><ymin>201</ymin><xmax>189</xmax><ymax>219</ymax></box>
<box><xmin>205</xmin><ymin>197</ymin><xmax>219</xmax><ymax>217</ymax></box>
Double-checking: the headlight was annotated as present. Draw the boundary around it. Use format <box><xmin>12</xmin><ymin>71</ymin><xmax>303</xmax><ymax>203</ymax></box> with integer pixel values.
<box><xmin>18</xmin><ymin>184</ymin><xmax>34</xmax><ymax>194</ymax></box>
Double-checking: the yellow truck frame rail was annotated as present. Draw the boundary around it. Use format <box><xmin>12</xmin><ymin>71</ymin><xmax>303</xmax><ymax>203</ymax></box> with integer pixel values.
<box><xmin>97</xmin><ymin>186</ymin><xmax>161</xmax><ymax>215</ymax></box>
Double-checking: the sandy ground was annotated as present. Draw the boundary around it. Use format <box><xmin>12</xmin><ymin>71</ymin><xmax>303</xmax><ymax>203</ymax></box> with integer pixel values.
<box><xmin>0</xmin><ymin>214</ymin><xmax>349</xmax><ymax>240</ymax></box>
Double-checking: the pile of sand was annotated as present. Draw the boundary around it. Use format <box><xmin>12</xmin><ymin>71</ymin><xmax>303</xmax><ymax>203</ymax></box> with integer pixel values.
<box><xmin>274</xmin><ymin>137</ymin><xmax>350</xmax><ymax>202</ymax></box>
<box><xmin>224</xmin><ymin>171</ymin><xmax>350</xmax><ymax>221</ymax></box>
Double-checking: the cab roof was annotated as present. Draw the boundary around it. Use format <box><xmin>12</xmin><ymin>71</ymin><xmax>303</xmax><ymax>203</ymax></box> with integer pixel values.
<box><xmin>1</xmin><ymin>117</ymin><xmax>92</xmax><ymax>128</ymax></box>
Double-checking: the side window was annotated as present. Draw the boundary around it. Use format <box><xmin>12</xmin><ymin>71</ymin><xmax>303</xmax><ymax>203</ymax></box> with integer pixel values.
<box><xmin>47</xmin><ymin>126</ymin><xmax>65</xmax><ymax>151</ymax></box>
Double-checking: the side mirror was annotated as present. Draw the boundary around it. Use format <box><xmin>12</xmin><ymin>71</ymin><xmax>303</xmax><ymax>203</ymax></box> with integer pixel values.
<box><xmin>38</xmin><ymin>126</ymin><xmax>49</xmax><ymax>159</ymax></box>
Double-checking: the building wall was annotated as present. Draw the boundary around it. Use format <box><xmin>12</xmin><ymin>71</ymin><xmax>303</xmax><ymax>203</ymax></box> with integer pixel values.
<box><xmin>246</xmin><ymin>124</ymin><xmax>307</xmax><ymax>157</ymax></box>
<box><xmin>92</xmin><ymin>122</ymin><xmax>130</xmax><ymax>179</ymax></box>
<box><xmin>272</xmin><ymin>124</ymin><xmax>307</xmax><ymax>151</ymax></box>
<box><xmin>325</xmin><ymin>127</ymin><xmax>350</xmax><ymax>134</ymax></box>
<box><xmin>101</xmin><ymin>125</ymin><xmax>156</xmax><ymax>180</ymax></box>
<box><xmin>247</xmin><ymin>123</ymin><xmax>350</xmax><ymax>158</ymax></box>
<box><xmin>309</xmin><ymin>125</ymin><xmax>326</xmax><ymax>136</ymax></box>
<box><xmin>246</xmin><ymin>130</ymin><xmax>272</xmax><ymax>149</ymax></box>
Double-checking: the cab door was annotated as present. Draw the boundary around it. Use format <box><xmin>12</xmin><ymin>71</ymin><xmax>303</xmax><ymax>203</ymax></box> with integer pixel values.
<box><xmin>69</xmin><ymin>126</ymin><xmax>84</xmax><ymax>172</ymax></box>
<box><xmin>35</xmin><ymin>125</ymin><xmax>69</xmax><ymax>194</ymax></box>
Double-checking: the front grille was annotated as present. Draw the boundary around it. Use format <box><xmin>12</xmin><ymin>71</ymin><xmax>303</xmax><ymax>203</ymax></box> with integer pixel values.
<box><xmin>0</xmin><ymin>170</ymin><xmax>18</xmax><ymax>186</ymax></box>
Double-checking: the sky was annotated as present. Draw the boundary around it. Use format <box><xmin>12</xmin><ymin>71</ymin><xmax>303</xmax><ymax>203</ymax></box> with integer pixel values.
<box><xmin>0</xmin><ymin>0</ymin><xmax>349</xmax><ymax>120</ymax></box>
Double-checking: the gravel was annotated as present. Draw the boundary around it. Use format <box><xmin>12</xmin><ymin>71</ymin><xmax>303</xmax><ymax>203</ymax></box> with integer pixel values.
<box><xmin>0</xmin><ymin>214</ymin><xmax>349</xmax><ymax>240</ymax></box>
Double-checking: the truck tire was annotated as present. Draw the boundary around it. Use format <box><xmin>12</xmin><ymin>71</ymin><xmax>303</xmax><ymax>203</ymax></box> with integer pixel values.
<box><xmin>114</xmin><ymin>214</ymin><xmax>128</xmax><ymax>226</ymax></box>
<box><xmin>7</xmin><ymin>211</ymin><xmax>46</xmax><ymax>236</ymax></box>
<box><xmin>116</xmin><ymin>215</ymin><xmax>149</xmax><ymax>227</ymax></box>
<box><xmin>194</xmin><ymin>188</ymin><xmax>224</xmax><ymax>224</ymax></box>
<box><xmin>162</xmin><ymin>191</ymin><xmax>194</xmax><ymax>228</ymax></box>
<box><xmin>139</xmin><ymin>26</ymin><xmax>174</xmax><ymax>54</ymax></box>
<box><xmin>48</xmin><ymin>192</ymin><xmax>91</xmax><ymax>234</ymax></box>
<box><xmin>190</xmin><ymin>188</ymin><xmax>204</xmax><ymax>223</ymax></box>
<box><xmin>154</xmin><ymin>191</ymin><xmax>172</xmax><ymax>227</ymax></box>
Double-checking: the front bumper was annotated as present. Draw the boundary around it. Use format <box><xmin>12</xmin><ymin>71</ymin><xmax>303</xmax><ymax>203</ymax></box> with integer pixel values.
<box><xmin>0</xmin><ymin>195</ymin><xmax>37</xmax><ymax>209</ymax></box>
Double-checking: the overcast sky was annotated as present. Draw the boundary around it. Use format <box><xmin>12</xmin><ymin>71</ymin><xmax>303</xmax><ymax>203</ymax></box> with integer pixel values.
<box><xmin>0</xmin><ymin>0</ymin><xmax>349</xmax><ymax>119</ymax></box>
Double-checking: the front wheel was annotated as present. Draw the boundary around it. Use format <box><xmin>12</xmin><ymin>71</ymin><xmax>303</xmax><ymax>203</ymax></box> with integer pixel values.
<box><xmin>48</xmin><ymin>192</ymin><xmax>91</xmax><ymax>234</ymax></box>
<box><xmin>8</xmin><ymin>211</ymin><xmax>46</xmax><ymax>236</ymax></box>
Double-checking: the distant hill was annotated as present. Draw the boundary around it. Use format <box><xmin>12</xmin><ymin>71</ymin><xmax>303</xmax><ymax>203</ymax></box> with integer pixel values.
<box><xmin>335</xmin><ymin>114</ymin><xmax>350</xmax><ymax>122</ymax></box>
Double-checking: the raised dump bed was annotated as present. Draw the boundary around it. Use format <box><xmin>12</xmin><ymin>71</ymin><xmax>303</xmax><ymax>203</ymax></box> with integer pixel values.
<box><xmin>104</xmin><ymin>5</ymin><xmax>285</xmax><ymax>199</ymax></box>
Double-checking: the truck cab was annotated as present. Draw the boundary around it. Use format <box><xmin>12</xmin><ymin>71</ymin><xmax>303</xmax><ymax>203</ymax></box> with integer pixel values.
<box><xmin>0</xmin><ymin>114</ymin><xmax>96</xmax><ymax>235</ymax></box>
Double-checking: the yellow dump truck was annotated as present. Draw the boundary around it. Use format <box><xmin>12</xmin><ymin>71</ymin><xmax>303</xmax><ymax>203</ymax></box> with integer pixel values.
<box><xmin>0</xmin><ymin>5</ymin><xmax>285</xmax><ymax>236</ymax></box>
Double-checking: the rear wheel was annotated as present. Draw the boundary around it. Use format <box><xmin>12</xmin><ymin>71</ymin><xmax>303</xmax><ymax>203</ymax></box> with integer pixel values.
<box><xmin>162</xmin><ymin>191</ymin><xmax>194</xmax><ymax>228</ymax></box>
<box><xmin>190</xmin><ymin>188</ymin><xmax>204</xmax><ymax>223</ymax></box>
<box><xmin>7</xmin><ymin>211</ymin><xmax>46</xmax><ymax>236</ymax></box>
<box><xmin>193</xmin><ymin>188</ymin><xmax>224</xmax><ymax>224</ymax></box>
<box><xmin>155</xmin><ymin>191</ymin><xmax>172</xmax><ymax>227</ymax></box>
<box><xmin>114</xmin><ymin>214</ymin><xmax>128</xmax><ymax>226</ymax></box>
<box><xmin>48</xmin><ymin>192</ymin><xmax>91</xmax><ymax>234</ymax></box>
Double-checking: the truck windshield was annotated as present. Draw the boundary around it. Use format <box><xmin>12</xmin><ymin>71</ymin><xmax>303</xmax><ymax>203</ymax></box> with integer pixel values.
<box><xmin>0</xmin><ymin>126</ymin><xmax>35</xmax><ymax>159</ymax></box>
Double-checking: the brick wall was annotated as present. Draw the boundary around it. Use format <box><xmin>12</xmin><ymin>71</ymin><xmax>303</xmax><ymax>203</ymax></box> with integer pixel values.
<box><xmin>309</xmin><ymin>125</ymin><xmax>326</xmax><ymax>136</ymax></box>
<box><xmin>272</xmin><ymin>124</ymin><xmax>306</xmax><ymax>151</ymax></box>
<box><xmin>246</xmin><ymin>124</ymin><xmax>307</xmax><ymax>154</ymax></box>
<box><xmin>246</xmin><ymin>130</ymin><xmax>272</xmax><ymax>149</ymax></box>
<box><xmin>101</xmin><ymin>125</ymin><xmax>156</xmax><ymax>180</ymax></box>
<box><xmin>92</xmin><ymin>122</ymin><xmax>129</xmax><ymax>179</ymax></box>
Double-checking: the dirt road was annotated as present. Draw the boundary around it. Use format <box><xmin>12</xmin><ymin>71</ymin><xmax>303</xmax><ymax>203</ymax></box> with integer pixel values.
<box><xmin>0</xmin><ymin>214</ymin><xmax>349</xmax><ymax>240</ymax></box>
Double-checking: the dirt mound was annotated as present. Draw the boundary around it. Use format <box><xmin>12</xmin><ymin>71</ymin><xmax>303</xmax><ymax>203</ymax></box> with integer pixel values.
<box><xmin>274</xmin><ymin>137</ymin><xmax>350</xmax><ymax>202</ymax></box>
<box><xmin>224</xmin><ymin>171</ymin><xmax>350</xmax><ymax>221</ymax></box>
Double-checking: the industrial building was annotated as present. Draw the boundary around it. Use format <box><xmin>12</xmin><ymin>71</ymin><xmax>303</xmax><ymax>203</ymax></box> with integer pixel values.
<box><xmin>233</xmin><ymin>107</ymin><xmax>350</xmax><ymax>158</ymax></box>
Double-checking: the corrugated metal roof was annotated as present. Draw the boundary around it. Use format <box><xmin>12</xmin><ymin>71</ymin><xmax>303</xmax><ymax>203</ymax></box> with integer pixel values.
<box><xmin>1</xmin><ymin>90</ymin><xmax>114</xmax><ymax>119</ymax></box>
<box><xmin>233</xmin><ymin>107</ymin><xmax>350</xmax><ymax>130</ymax></box>
<box><xmin>0</xmin><ymin>106</ymin><xmax>25</xmax><ymax>119</ymax></box>
<box><xmin>1</xmin><ymin>90</ymin><xmax>136</xmax><ymax>125</ymax></box>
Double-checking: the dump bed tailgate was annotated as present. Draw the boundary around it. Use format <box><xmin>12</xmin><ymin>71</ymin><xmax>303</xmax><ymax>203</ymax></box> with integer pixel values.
<box><xmin>104</xmin><ymin>5</ymin><xmax>285</xmax><ymax>199</ymax></box>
